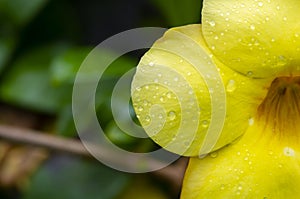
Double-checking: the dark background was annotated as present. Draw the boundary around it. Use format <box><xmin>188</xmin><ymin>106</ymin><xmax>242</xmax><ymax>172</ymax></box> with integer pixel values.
<box><xmin>0</xmin><ymin>0</ymin><xmax>202</xmax><ymax>198</ymax></box>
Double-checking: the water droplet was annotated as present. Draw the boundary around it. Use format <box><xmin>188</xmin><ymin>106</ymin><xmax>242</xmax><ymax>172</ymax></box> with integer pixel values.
<box><xmin>237</xmin><ymin>185</ymin><xmax>243</xmax><ymax>190</ymax></box>
<box><xmin>168</xmin><ymin>111</ymin><xmax>177</xmax><ymax>121</ymax></box>
<box><xmin>208</xmin><ymin>20</ymin><xmax>216</xmax><ymax>27</ymax></box>
<box><xmin>250</xmin><ymin>24</ymin><xmax>256</xmax><ymax>30</ymax></box>
<box><xmin>184</xmin><ymin>141</ymin><xmax>190</xmax><ymax>147</ymax></box>
<box><xmin>143</xmin><ymin>100</ymin><xmax>149</xmax><ymax>106</ymax></box>
<box><xmin>210</xmin><ymin>152</ymin><xmax>218</xmax><ymax>158</ymax></box>
<box><xmin>246</xmin><ymin>71</ymin><xmax>253</xmax><ymax>77</ymax></box>
<box><xmin>166</xmin><ymin>92</ymin><xmax>172</xmax><ymax>99</ymax></box>
<box><xmin>174</xmin><ymin>77</ymin><xmax>179</xmax><ymax>82</ymax></box>
<box><xmin>248</xmin><ymin>117</ymin><xmax>254</xmax><ymax>126</ymax></box>
<box><xmin>160</xmin><ymin>96</ymin><xmax>165</xmax><ymax>102</ymax></box>
<box><xmin>145</xmin><ymin>115</ymin><xmax>151</xmax><ymax>123</ymax></box>
<box><xmin>258</xmin><ymin>2</ymin><xmax>263</xmax><ymax>7</ymax></box>
<box><xmin>158</xmin><ymin>114</ymin><xmax>163</xmax><ymax>119</ymax></box>
<box><xmin>149</xmin><ymin>62</ymin><xmax>154</xmax><ymax>66</ymax></box>
<box><xmin>277</xmin><ymin>55</ymin><xmax>287</xmax><ymax>66</ymax></box>
<box><xmin>202</xmin><ymin>120</ymin><xmax>209</xmax><ymax>128</ymax></box>
<box><xmin>137</xmin><ymin>106</ymin><xmax>144</xmax><ymax>112</ymax></box>
<box><xmin>220</xmin><ymin>184</ymin><xmax>225</xmax><ymax>190</ymax></box>
<box><xmin>226</xmin><ymin>79</ymin><xmax>237</xmax><ymax>92</ymax></box>
<box><xmin>283</xmin><ymin>147</ymin><xmax>295</xmax><ymax>156</ymax></box>
<box><xmin>157</xmin><ymin>73</ymin><xmax>162</xmax><ymax>77</ymax></box>
<box><xmin>283</xmin><ymin>16</ymin><xmax>287</xmax><ymax>21</ymax></box>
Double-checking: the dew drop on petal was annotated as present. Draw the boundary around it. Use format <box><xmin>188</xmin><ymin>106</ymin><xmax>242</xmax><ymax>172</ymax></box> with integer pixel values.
<box><xmin>159</xmin><ymin>96</ymin><xmax>165</xmax><ymax>102</ymax></box>
<box><xmin>220</xmin><ymin>184</ymin><xmax>225</xmax><ymax>190</ymax></box>
<box><xmin>166</xmin><ymin>92</ymin><xmax>172</xmax><ymax>99</ymax></box>
<box><xmin>246</xmin><ymin>71</ymin><xmax>253</xmax><ymax>77</ymax></box>
<box><xmin>283</xmin><ymin>147</ymin><xmax>295</xmax><ymax>156</ymax></box>
<box><xmin>237</xmin><ymin>185</ymin><xmax>243</xmax><ymax>190</ymax></box>
<box><xmin>208</xmin><ymin>20</ymin><xmax>216</xmax><ymax>27</ymax></box>
<box><xmin>202</xmin><ymin>120</ymin><xmax>209</xmax><ymax>128</ymax></box>
<box><xmin>248</xmin><ymin>117</ymin><xmax>254</xmax><ymax>126</ymax></box>
<box><xmin>226</xmin><ymin>79</ymin><xmax>237</xmax><ymax>92</ymax></box>
<box><xmin>168</xmin><ymin>111</ymin><xmax>177</xmax><ymax>121</ymax></box>
<box><xmin>145</xmin><ymin>115</ymin><xmax>151</xmax><ymax>123</ymax></box>
<box><xmin>137</xmin><ymin>106</ymin><xmax>144</xmax><ymax>112</ymax></box>
<box><xmin>210</xmin><ymin>152</ymin><xmax>218</xmax><ymax>158</ymax></box>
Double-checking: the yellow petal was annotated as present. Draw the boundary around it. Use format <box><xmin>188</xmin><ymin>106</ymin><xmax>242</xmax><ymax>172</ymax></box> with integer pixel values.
<box><xmin>182</xmin><ymin>127</ymin><xmax>300</xmax><ymax>198</ymax></box>
<box><xmin>181</xmin><ymin>76</ymin><xmax>300</xmax><ymax>198</ymax></box>
<box><xmin>202</xmin><ymin>0</ymin><xmax>300</xmax><ymax>77</ymax></box>
<box><xmin>131</xmin><ymin>24</ymin><xmax>271</xmax><ymax>156</ymax></box>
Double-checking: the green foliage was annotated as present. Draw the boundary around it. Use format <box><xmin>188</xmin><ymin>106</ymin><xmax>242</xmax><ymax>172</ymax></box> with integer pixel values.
<box><xmin>151</xmin><ymin>0</ymin><xmax>202</xmax><ymax>26</ymax></box>
<box><xmin>0</xmin><ymin>0</ymin><xmax>48</xmax><ymax>27</ymax></box>
<box><xmin>23</xmin><ymin>156</ymin><xmax>131</xmax><ymax>199</ymax></box>
<box><xmin>0</xmin><ymin>33</ymin><xmax>16</xmax><ymax>73</ymax></box>
<box><xmin>0</xmin><ymin>44</ymin><xmax>70</xmax><ymax>113</ymax></box>
<box><xmin>0</xmin><ymin>0</ymin><xmax>203</xmax><ymax>198</ymax></box>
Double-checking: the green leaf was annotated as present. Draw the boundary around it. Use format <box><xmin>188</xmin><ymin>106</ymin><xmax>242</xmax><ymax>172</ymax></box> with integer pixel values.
<box><xmin>0</xmin><ymin>33</ymin><xmax>16</xmax><ymax>73</ymax></box>
<box><xmin>56</xmin><ymin>105</ymin><xmax>77</xmax><ymax>137</ymax></box>
<box><xmin>0</xmin><ymin>0</ymin><xmax>48</xmax><ymax>26</ymax></box>
<box><xmin>151</xmin><ymin>0</ymin><xmax>202</xmax><ymax>26</ymax></box>
<box><xmin>23</xmin><ymin>156</ymin><xmax>131</xmax><ymax>199</ymax></box>
<box><xmin>105</xmin><ymin>121</ymin><xmax>137</xmax><ymax>149</ymax></box>
<box><xmin>50</xmin><ymin>47</ymin><xmax>92</xmax><ymax>86</ymax></box>
<box><xmin>0</xmin><ymin>44</ymin><xmax>70</xmax><ymax>114</ymax></box>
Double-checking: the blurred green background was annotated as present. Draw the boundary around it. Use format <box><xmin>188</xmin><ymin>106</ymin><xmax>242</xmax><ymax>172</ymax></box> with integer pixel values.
<box><xmin>0</xmin><ymin>0</ymin><xmax>202</xmax><ymax>198</ymax></box>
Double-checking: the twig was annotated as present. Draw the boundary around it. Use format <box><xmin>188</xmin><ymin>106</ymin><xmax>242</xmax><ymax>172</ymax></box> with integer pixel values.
<box><xmin>0</xmin><ymin>125</ymin><xmax>90</xmax><ymax>157</ymax></box>
<box><xmin>0</xmin><ymin>124</ymin><xmax>187</xmax><ymax>190</ymax></box>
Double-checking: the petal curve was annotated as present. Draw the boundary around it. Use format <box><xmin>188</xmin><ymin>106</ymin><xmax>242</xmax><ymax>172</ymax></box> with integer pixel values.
<box><xmin>131</xmin><ymin>24</ymin><xmax>271</xmax><ymax>156</ymax></box>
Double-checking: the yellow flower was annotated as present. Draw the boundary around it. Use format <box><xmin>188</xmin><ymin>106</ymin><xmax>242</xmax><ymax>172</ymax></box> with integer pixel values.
<box><xmin>131</xmin><ymin>0</ymin><xmax>300</xmax><ymax>198</ymax></box>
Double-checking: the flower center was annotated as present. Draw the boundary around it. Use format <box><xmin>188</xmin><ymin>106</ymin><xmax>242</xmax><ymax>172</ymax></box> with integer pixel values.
<box><xmin>257</xmin><ymin>76</ymin><xmax>300</xmax><ymax>138</ymax></box>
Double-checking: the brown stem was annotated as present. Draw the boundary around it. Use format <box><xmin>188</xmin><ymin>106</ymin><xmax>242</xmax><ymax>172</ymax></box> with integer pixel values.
<box><xmin>0</xmin><ymin>124</ymin><xmax>187</xmax><ymax>191</ymax></box>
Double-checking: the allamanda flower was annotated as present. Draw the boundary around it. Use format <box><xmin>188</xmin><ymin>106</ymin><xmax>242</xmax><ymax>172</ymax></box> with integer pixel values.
<box><xmin>131</xmin><ymin>0</ymin><xmax>300</xmax><ymax>198</ymax></box>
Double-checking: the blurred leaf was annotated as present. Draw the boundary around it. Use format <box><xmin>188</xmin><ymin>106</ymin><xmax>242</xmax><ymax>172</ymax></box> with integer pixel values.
<box><xmin>24</xmin><ymin>156</ymin><xmax>131</xmax><ymax>199</ymax></box>
<box><xmin>151</xmin><ymin>0</ymin><xmax>202</xmax><ymax>26</ymax></box>
<box><xmin>56</xmin><ymin>105</ymin><xmax>77</xmax><ymax>137</ymax></box>
<box><xmin>105</xmin><ymin>121</ymin><xmax>137</xmax><ymax>149</ymax></box>
<box><xmin>0</xmin><ymin>33</ymin><xmax>16</xmax><ymax>73</ymax></box>
<box><xmin>50</xmin><ymin>47</ymin><xmax>92</xmax><ymax>86</ymax></box>
<box><xmin>103</xmin><ymin>54</ymin><xmax>136</xmax><ymax>78</ymax></box>
<box><xmin>0</xmin><ymin>0</ymin><xmax>48</xmax><ymax>27</ymax></box>
<box><xmin>0</xmin><ymin>44</ymin><xmax>70</xmax><ymax>114</ymax></box>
